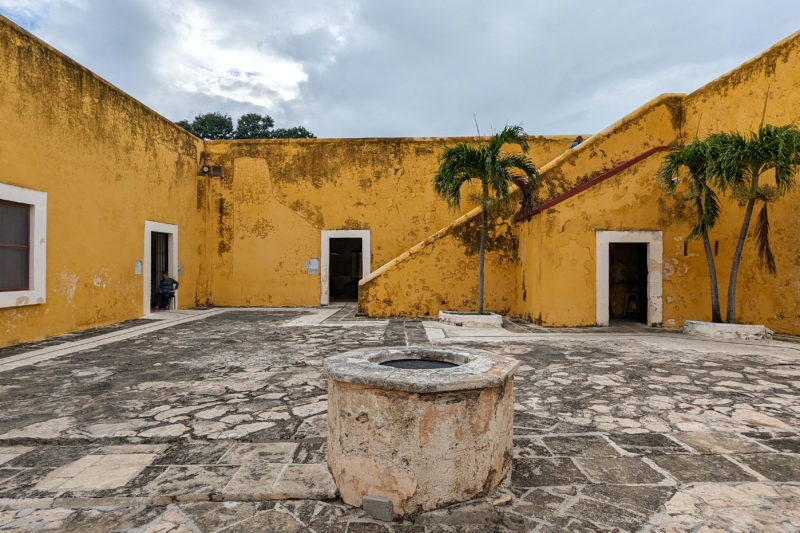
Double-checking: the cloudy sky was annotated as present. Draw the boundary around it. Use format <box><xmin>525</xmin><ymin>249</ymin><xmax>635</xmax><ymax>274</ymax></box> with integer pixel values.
<box><xmin>1</xmin><ymin>1</ymin><xmax>799</xmax><ymax>138</ymax></box>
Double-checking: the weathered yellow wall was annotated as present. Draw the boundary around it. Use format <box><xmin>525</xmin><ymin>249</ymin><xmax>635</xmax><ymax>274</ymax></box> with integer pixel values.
<box><xmin>517</xmin><ymin>95</ymin><xmax>683</xmax><ymax>324</ymax></box>
<box><xmin>354</xmin><ymin>134</ymin><xmax>580</xmax><ymax>318</ymax></box>
<box><xmin>2</xmin><ymin>11</ymin><xmax>798</xmax><ymax>346</ymax></box>
<box><xmin>0</xmin><ymin>11</ymin><xmax>574</xmax><ymax>345</ymax></box>
<box><xmin>521</xmin><ymin>157</ymin><xmax>690</xmax><ymax>327</ymax></box>
<box><xmin>358</xmin><ymin>94</ymin><xmax>684</xmax><ymax>319</ymax></box>
<box><xmin>204</xmin><ymin>137</ymin><xmax>573</xmax><ymax>307</ymax></box>
<box><xmin>0</xmin><ymin>17</ymin><xmax>206</xmax><ymax>347</ymax></box>
<box><xmin>518</xmin><ymin>29</ymin><xmax>800</xmax><ymax>334</ymax></box>
<box><xmin>679</xmin><ymin>29</ymin><xmax>800</xmax><ymax>334</ymax></box>
<box><xmin>358</xmin><ymin>203</ymin><xmax>522</xmax><ymax>317</ymax></box>
<box><xmin>362</xmin><ymin>29</ymin><xmax>800</xmax><ymax>334</ymax></box>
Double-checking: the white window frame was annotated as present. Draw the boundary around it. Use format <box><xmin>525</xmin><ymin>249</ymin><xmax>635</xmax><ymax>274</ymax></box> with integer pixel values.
<box><xmin>595</xmin><ymin>230</ymin><xmax>662</xmax><ymax>326</ymax></box>
<box><xmin>144</xmin><ymin>221</ymin><xmax>178</xmax><ymax>315</ymax></box>
<box><xmin>0</xmin><ymin>183</ymin><xmax>47</xmax><ymax>309</ymax></box>
<box><xmin>320</xmin><ymin>230</ymin><xmax>371</xmax><ymax>305</ymax></box>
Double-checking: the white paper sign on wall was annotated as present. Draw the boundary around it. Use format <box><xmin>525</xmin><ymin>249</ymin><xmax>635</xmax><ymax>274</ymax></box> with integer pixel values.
<box><xmin>134</xmin><ymin>260</ymin><xmax>142</xmax><ymax>275</ymax></box>
<box><xmin>305</xmin><ymin>258</ymin><xmax>319</xmax><ymax>275</ymax></box>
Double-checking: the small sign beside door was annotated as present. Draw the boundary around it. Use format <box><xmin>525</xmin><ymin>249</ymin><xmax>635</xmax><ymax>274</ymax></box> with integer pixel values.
<box><xmin>134</xmin><ymin>260</ymin><xmax>142</xmax><ymax>275</ymax></box>
<box><xmin>305</xmin><ymin>258</ymin><xmax>319</xmax><ymax>275</ymax></box>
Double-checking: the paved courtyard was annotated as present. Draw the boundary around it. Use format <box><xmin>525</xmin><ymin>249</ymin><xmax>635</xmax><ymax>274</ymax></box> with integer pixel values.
<box><xmin>0</xmin><ymin>306</ymin><xmax>799</xmax><ymax>532</ymax></box>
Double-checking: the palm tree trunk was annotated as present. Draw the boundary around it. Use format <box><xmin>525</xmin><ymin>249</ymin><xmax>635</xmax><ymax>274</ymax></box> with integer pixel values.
<box><xmin>478</xmin><ymin>182</ymin><xmax>488</xmax><ymax>314</ymax></box>
<box><xmin>726</xmin><ymin>198</ymin><xmax>756</xmax><ymax>323</ymax></box>
<box><xmin>695</xmin><ymin>199</ymin><xmax>722</xmax><ymax>322</ymax></box>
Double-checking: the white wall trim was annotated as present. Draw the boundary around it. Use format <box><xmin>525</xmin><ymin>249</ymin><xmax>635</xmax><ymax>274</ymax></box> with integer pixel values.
<box><xmin>144</xmin><ymin>221</ymin><xmax>179</xmax><ymax>316</ymax></box>
<box><xmin>320</xmin><ymin>229</ymin><xmax>371</xmax><ymax>306</ymax></box>
<box><xmin>595</xmin><ymin>230</ymin><xmax>662</xmax><ymax>326</ymax></box>
<box><xmin>0</xmin><ymin>183</ymin><xmax>47</xmax><ymax>309</ymax></box>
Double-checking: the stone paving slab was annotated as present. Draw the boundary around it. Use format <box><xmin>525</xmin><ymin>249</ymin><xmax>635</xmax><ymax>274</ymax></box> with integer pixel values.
<box><xmin>0</xmin><ymin>306</ymin><xmax>798</xmax><ymax>531</ymax></box>
<box><xmin>0</xmin><ymin>442</ymin><xmax>338</xmax><ymax>505</ymax></box>
<box><xmin>35</xmin><ymin>453</ymin><xmax>156</xmax><ymax>491</ymax></box>
<box><xmin>0</xmin><ymin>309</ymin><xmax>225</xmax><ymax>373</ymax></box>
<box><xmin>0</xmin><ymin>318</ymin><xmax>154</xmax><ymax>359</ymax></box>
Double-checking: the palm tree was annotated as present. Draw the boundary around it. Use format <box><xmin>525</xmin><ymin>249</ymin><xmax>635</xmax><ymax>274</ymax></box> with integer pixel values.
<box><xmin>706</xmin><ymin>123</ymin><xmax>800</xmax><ymax>323</ymax></box>
<box><xmin>433</xmin><ymin>124</ymin><xmax>538</xmax><ymax>314</ymax></box>
<box><xmin>658</xmin><ymin>138</ymin><xmax>723</xmax><ymax>322</ymax></box>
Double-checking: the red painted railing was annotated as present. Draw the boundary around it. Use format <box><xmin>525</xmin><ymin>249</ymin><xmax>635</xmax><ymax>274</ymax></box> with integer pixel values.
<box><xmin>514</xmin><ymin>145</ymin><xmax>670</xmax><ymax>222</ymax></box>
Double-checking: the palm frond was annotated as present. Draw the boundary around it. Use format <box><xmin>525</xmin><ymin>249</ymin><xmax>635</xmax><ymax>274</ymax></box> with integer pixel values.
<box><xmin>703</xmin><ymin>185</ymin><xmax>721</xmax><ymax>227</ymax></box>
<box><xmin>487</xmin><ymin>124</ymin><xmax>529</xmax><ymax>154</ymax></box>
<box><xmin>759</xmin><ymin>123</ymin><xmax>800</xmax><ymax>194</ymax></box>
<box><xmin>754</xmin><ymin>202</ymin><xmax>776</xmax><ymax>275</ymax></box>
<box><xmin>657</xmin><ymin>149</ymin><xmax>684</xmax><ymax>194</ymax></box>
<box><xmin>658</xmin><ymin>139</ymin><xmax>711</xmax><ymax>193</ymax></box>
<box><xmin>689</xmin><ymin>183</ymin><xmax>720</xmax><ymax>239</ymax></box>
<box><xmin>496</xmin><ymin>153</ymin><xmax>539</xmax><ymax>193</ymax></box>
<box><xmin>707</xmin><ymin>124</ymin><xmax>800</xmax><ymax>198</ymax></box>
<box><xmin>759</xmin><ymin>85</ymin><xmax>770</xmax><ymax>128</ymax></box>
<box><xmin>433</xmin><ymin>123</ymin><xmax>538</xmax><ymax>210</ymax></box>
<box><xmin>658</xmin><ymin>139</ymin><xmax>722</xmax><ymax>240</ymax></box>
<box><xmin>433</xmin><ymin>143</ymin><xmax>484</xmax><ymax>208</ymax></box>
<box><xmin>706</xmin><ymin>131</ymin><xmax>749</xmax><ymax>190</ymax></box>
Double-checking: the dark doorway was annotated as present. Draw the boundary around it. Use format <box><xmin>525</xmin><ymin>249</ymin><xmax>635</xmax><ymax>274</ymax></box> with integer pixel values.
<box><xmin>150</xmin><ymin>232</ymin><xmax>169</xmax><ymax>310</ymax></box>
<box><xmin>329</xmin><ymin>238</ymin><xmax>362</xmax><ymax>301</ymax></box>
<box><xmin>609</xmin><ymin>243</ymin><xmax>647</xmax><ymax>323</ymax></box>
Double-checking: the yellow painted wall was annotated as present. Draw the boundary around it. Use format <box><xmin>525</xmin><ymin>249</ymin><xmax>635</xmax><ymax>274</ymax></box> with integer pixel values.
<box><xmin>521</xmin><ymin>157</ymin><xmax>690</xmax><ymax>327</ymax></box>
<box><xmin>678</xmin><ymin>29</ymin><xmax>800</xmax><ymax>334</ymax></box>
<box><xmin>362</xmin><ymin>28</ymin><xmax>800</xmax><ymax>335</ymax></box>
<box><xmin>516</xmin><ymin>95</ymin><xmax>682</xmax><ymax>324</ymax></box>
<box><xmin>359</xmin><ymin>95</ymin><xmax>682</xmax><ymax>319</ymax></box>
<box><xmin>0</xmin><ymin>14</ymin><xmax>573</xmax><ymax>345</ymax></box>
<box><xmin>2</xmin><ymin>11</ymin><xmax>799</xmax><ymax>346</ymax></box>
<box><xmin>0</xmin><ymin>17</ymin><xmax>206</xmax><ymax>346</ymax></box>
<box><xmin>518</xmin><ymin>29</ymin><xmax>800</xmax><ymax>334</ymax></box>
<box><xmin>203</xmin><ymin>137</ymin><xmax>573</xmax><ymax>307</ymax></box>
<box><xmin>359</xmin><ymin>203</ymin><xmax>522</xmax><ymax>317</ymax></box>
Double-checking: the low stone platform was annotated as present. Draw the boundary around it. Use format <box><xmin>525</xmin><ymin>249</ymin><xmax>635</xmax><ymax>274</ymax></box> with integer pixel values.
<box><xmin>684</xmin><ymin>320</ymin><xmax>773</xmax><ymax>341</ymax></box>
<box><xmin>0</xmin><ymin>306</ymin><xmax>798</xmax><ymax>531</ymax></box>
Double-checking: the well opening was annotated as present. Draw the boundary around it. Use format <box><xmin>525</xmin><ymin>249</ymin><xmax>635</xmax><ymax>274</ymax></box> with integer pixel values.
<box><xmin>363</xmin><ymin>346</ymin><xmax>473</xmax><ymax>368</ymax></box>
<box><xmin>379</xmin><ymin>359</ymin><xmax>459</xmax><ymax>369</ymax></box>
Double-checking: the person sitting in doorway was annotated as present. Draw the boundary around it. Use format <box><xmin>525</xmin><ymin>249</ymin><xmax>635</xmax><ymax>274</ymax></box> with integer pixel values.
<box><xmin>156</xmin><ymin>271</ymin><xmax>179</xmax><ymax>310</ymax></box>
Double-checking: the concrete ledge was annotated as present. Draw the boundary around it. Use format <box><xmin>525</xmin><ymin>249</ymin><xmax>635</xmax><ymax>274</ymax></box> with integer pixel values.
<box><xmin>438</xmin><ymin>311</ymin><xmax>503</xmax><ymax>328</ymax></box>
<box><xmin>683</xmin><ymin>320</ymin><xmax>773</xmax><ymax>341</ymax></box>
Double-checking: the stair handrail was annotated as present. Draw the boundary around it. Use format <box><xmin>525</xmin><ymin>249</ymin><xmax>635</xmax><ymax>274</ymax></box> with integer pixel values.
<box><xmin>513</xmin><ymin>145</ymin><xmax>670</xmax><ymax>222</ymax></box>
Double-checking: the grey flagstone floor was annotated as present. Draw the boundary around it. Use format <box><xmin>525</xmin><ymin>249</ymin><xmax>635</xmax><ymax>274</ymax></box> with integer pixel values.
<box><xmin>0</xmin><ymin>305</ymin><xmax>798</xmax><ymax>531</ymax></box>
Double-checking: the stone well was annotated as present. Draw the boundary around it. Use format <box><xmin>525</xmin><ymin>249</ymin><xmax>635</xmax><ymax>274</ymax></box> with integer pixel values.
<box><xmin>324</xmin><ymin>346</ymin><xmax>519</xmax><ymax>517</ymax></box>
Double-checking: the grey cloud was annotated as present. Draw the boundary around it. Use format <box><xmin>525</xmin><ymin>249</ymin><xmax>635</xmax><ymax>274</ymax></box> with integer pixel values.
<box><xmin>2</xmin><ymin>0</ymin><xmax>800</xmax><ymax>137</ymax></box>
<box><xmin>26</xmin><ymin>0</ymin><xmax>168</xmax><ymax>103</ymax></box>
<box><xmin>281</xmin><ymin>0</ymin><xmax>800</xmax><ymax>137</ymax></box>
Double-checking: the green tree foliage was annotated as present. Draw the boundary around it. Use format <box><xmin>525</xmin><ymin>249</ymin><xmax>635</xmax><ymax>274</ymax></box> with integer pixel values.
<box><xmin>706</xmin><ymin>122</ymin><xmax>800</xmax><ymax>323</ymax></box>
<box><xmin>659</xmin><ymin>108</ymin><xmax>800</xmax><ymax>326</ymax></box>
<box><xmin>270</xmin><ymin>126</ymin><xmax>316</xmax><ymax>139</ymax></box>
<box><xmin>176</xmin><ymin>112</ymin><xmax>315</xmax><ymax>140</ymax></box>
<box><xmin>433</xmin><ymin>124</ymin><xmax>538</xmax><ymax>314</ymax></box>
<box><xmin>175</xmin><ymin>119</ymin><xmax>193</xmax><ymax>133</ymax></box>
<box><xmin>234</xmin><ymin>113</ymin><xmax>275</xmax><ymax>139</ymax></box>
<box><xmin>658</xmin><ymin>139</ymin><xmax>723</xmax><ymax>322</ymax></box>
<box><xmin>188</xmin><ymin>112</ymin><xmax>234</xmax><ymax>140</ymax></box>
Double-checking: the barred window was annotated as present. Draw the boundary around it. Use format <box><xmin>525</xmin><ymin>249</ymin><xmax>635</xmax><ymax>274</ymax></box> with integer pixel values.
<box><xmin>0</xmin><ymin>200</ymin><xmax>30</xmax><ymax>291</ymax></box>
<box><xmin>0</xmin><ymin>183</ymin><xmax>46</xmax><ymax>308</ymax></box>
